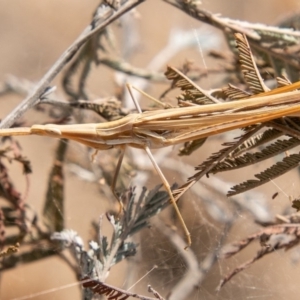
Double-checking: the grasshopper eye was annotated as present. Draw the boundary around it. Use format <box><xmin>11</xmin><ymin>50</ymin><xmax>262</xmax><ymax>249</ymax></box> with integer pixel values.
<box><xmin>45</xmin><ymin>128</ymin><xmax>61</xmax><ymax>136</ymax></box>
<box><xmin>31</xmin><ymin>125</ymin><xmax>61</xmax><ymax>136</ymax></box>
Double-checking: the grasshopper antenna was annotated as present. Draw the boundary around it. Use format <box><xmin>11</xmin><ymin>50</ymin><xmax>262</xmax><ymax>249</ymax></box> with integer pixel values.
<box><xmin>128</xmin><ymin>83</ymin><xmax>171</xmax><ymax>109</ymax></box>
<box><xmin>126</xmin><ymin>83</ymin><xmax>191</xmax><ymax>248</ymax></box>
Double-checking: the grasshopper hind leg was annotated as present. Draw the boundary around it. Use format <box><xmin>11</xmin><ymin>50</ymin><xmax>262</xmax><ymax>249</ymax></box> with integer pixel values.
<box><xmin>126</xmin><ymin>83</ymin><xmax>191</xmax><ymax>248</ymax></box>
<box><xmin>110</xmin><ymin>146</ymin><xmax>126</xmax><ymax>214</ymax></box>
<box><xmin>144</xmin><ymin>147</ymin><xmax>191</xmax><ymax>248</ymax></box>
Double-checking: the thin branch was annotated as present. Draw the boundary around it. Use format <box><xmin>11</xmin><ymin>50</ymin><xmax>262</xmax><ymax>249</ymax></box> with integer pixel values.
<box><xmin>147</xmin><ymin>286</ymin><xmax>165</xmax><ymax>300</ymax></box>
<box><xmin>0</xmin><ymin>0</ymin><xmax>145</xmax><ymax>129</ymax></box>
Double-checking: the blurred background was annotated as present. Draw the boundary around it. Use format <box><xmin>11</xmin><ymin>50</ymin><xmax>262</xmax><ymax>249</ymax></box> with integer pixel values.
<box><xmin>1</xmin><ymin>1</ymin><xmax>300</xmax><ymax>299</ymax></box>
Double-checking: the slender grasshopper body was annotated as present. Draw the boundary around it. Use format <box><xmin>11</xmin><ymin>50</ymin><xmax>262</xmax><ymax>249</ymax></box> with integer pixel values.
<box><xmin>1</xmin><ymin>85</ymin><xmax>300</xmax><ymax>247</ymax></box>
<box><xmin>2</xmin><ymin>89</ymin><xmax>300</xmax><ymax>147</ymax></box>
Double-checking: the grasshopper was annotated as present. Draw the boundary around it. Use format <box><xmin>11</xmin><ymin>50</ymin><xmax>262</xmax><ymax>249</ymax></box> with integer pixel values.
<box><xmin>2</xmin><ymin>80</ymin><xmax>300</xmax><ymax>248</ymax></box>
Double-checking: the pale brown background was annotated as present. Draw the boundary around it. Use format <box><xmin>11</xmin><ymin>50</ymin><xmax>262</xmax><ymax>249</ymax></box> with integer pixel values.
<box><xmin>1</xmin><ymin>1</ymin><xmax>300</xmax><ymax>299</ymax></box>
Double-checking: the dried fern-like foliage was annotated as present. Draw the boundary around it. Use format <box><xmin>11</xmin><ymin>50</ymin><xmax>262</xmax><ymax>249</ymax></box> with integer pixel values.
<box><xmin>211</xmin><ymin>137</ymin><xmax>300</xmax><ymax>173</ymax></box>
<box><xmin>69</xmin><ymin>98</ymin><xmax>129</xmax><ymax>121</ymax></box>
<box><xmin>228</xmin><ymin>153</ymin><xmax>300</xmax><ymax>196</ymax></box>
<box><xmin>221</xmin><ymin>83</ymin><xmax>250</xmax><ymax>100</ymax></box>
<box><xmin>218</xmin><ymin>222</ymin><xmax>300</xmax><ymax>289</ymax></box>
<box><xmin>230</xmin><ymin>128</ymin><xmax>284</xmax><ymax>157</ymax></box>
<box><xmin>82</xmin><ymin>278</ymin><xmax>132</xmax><ymax>300</ymax></box>
<box><xmin>81</xmin><ymin>277</ymin><xmax>162</xmax><ymax>300</ymax></box>
<box><xmin>164</xmin><ymin>66</ymin><xmax>220</xmax><ymax>105</ymax></box>
<box><xmin>166</xmin><ymin>0</ymin><xmax>300</xmax><ymax>80</ymax></box>
<box><xmin>171</xmin><ymin>31</ymin><xmax>300</xmax><ymax>197</ymax></box>
<box><xmin>234</xmin><ymin>33</ymin><xmax>270</xmax><ymax>94</ymax></box>
<box><xmin>0</xmin><ymin>242</ymin><xmax>19</xmax><ymax>258</ymax></box>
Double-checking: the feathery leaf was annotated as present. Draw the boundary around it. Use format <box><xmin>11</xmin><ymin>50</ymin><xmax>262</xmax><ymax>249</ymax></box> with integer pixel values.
<box><xmin>228</xmin><ymin>152</ymin><xmax>300</xmax><ymax>196</ymax></box>
<box><xmin>211</xmin><ymin>137</ymin><xmax>300</xmax><ymax>173</ymax></box>
<box><xmin>165</xmin><ymin>66</ymin><xmax>220</xmax><ymax>105</ymax></box>
<box><xmin>235</xmin><ymin>33</ymin><xmax>270</xmax><ymax>94</ymax></box>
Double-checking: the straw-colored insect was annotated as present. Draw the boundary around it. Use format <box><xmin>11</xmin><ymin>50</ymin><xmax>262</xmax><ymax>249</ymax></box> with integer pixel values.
<box><xmin>2</xmin><ymin>80</ymin><xmax>300</xmax><ymax>248</ymax></box>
